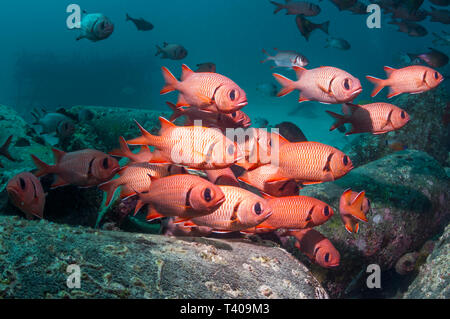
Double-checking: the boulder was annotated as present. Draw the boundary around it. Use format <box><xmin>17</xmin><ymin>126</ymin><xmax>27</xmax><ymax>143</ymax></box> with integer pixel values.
<box><xmin>0</xmin><ymin>215</ymin><xmax>327</xmax><ymax>299</ymax></box>
<box><xmin>292</xmin><ymin>150</ymin><xmax>450</xmax><ymax>298</ymax></box>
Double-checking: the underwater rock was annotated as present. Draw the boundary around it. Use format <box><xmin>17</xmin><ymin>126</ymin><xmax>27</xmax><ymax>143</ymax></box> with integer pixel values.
<box><xmin>63</xmin><ymin>105</ymin><xmax>170</xmax><ymax>152</ymax></box>
<box><xmin>0</xmin><ymin>104</ymin><xmax>52</xmax><ymax>192</ymax></box>
<box><xmin>344</xmin><ymin>88</ymin><xmax>450</xmax><ymax>167</ymax></box>
<box><xmin>403</xmin><ymin>223</ymin><xmax>450</xmax><ymax>299</ymax></box>
<box><xmin>290</xmin><ymin>150</ymin><xmax>449</xmax><ymax>298</ymax></box>
<box><xmin>0</xmin><ymin>215</ymin><xmax>327</xmax><ymax>299</ymax></box>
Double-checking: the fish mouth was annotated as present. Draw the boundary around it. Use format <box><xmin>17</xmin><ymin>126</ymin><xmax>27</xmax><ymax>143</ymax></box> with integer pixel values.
<box><xmin>351</xmin><ymin>87</ymin><xmax>363</xmax><ymax>96</ymax></box>
<box><xmin>327</xmin><ymin>263</ymin><xmax>340</xmax><ymax>268</ymax></box>
<box><xmin>236</xmin><ymin>100</ymin><xmax>248</xmax><ymax>107</ymax></box>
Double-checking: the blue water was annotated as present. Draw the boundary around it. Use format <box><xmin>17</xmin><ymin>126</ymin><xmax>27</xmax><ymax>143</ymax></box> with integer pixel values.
<box><xmin>0</xmin><ymin>0</ymin><xmax>448</xmax><ymax>147</ymax></box>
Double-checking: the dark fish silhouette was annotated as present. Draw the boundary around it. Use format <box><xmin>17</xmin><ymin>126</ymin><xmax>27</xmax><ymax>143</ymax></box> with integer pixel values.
<box><xmin>0</xmin><ymin>135</ymin><xmax>16</xmax><ymax>168</ymax></box>
<box><xmin>389</xmin><ymin>20</ymin><xmax>428</xmax><ymax>37</ymax></box>
<box><xmin>126</xmin><ymin>13</ymin><xmax>154</xmax><ymax>31</ymax></box>
<box><xmin>295</xmin><ymin>14</ymin><xmax>329</xmax><ymax>41</ymax></box>
<box><xmin>427</xmin><ymin>6</ymin><xmax>450</xmax><ymax>25</ymax></box>
<box><xmin>407</xmin><ymin>47</ymin><xmax>449</xmax><ymax>68</ymax></box>
<box><xmin>195</xmin><ymin>62</ymin><xmax>216</xmax><ymax>72</ymax></box>
<box><xmin>329</xmin><ymin>0</ymin><xmax>357</xmax><ymax>11</ymax></box>
<box><xmin>275</xmin><ymin>122</ymin><xmax>308</xmax><ymax>142</ymax></box>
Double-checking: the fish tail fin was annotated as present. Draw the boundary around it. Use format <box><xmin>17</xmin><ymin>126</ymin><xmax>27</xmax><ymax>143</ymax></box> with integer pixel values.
<box><xmin>269</xmin><ymin>1</ymin><xmax>284</xmax><ymax>14</ymax></box>
<box><xmin>110</xmin><ymin>136</ymin><xmax>133</xmax><ymax>158</ymax></box>
<box><xmin>0</xmin><ymin>135</ymin><xmax>15</xmax><ymax>162</ymax></box>
<box><xmin>127</xmin><ymin>121</ymin><xmax>157</xmax><ymax>146</ymax></box>
<box><xmin>272</xmin><ymin>73</ymin><xmax>295</xmax><ymax>97</ymax></box>
<box><xmin>99</xmin><ymin>179</ymin><xmax>120</xmax><ymax>207</ymax></box>
<box><xmin>30</xmin><ymin>154</ymin><xmax>54</xmax><ymax>177</ymax></box>
<box><xmin>325</xmin><ymin>111</ymin><xmax>347</xmax><ymax>131</ymax></box>
<box><xmin>365</xmin><ymin>76</ymin><xmax>386</xmax><ymax>97</ymax></box>
<box><xmin>320</xmin><ymin>21</ymin><xmax>330</xmax><ymax>35</ymax></box>
<box><xmin>160</xmin><ymin>66</ymin><xmax>178</xmax><ymax>94</ymax></box>
<box><xmin>166</xmin><ymin>102</ymin><xmax>184</xmax><ymax>122</ymax></box>
<box><xmin>261</xmin><ymin>49</ymin><xmax>271</xmax><ymax>63</ymax></box>
<box><xmin>126</xmin><ymin>13</ymin><xmax>130</xmax><ymax>21</ymax></box>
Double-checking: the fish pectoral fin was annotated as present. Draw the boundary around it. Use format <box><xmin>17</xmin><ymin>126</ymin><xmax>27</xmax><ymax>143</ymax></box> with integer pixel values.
<box><xmin>173</xmin><ymin>217</ymin><xmax>191</xmax><ymax>224</ymax></box>
<box><xmin>134</xmin><ymin>200</ymin><xmax>146</xmax><ymax>216</ymax></box>
<box><xmin>212</xmin><ymin>230</ymin><xmax>233</xmax><ymax>234</ymax></box>
<box><xmin>196</xmin><ymin>93</ymin><xmax>213</xmax><ymax>105</ymax></box>
<box><xmin>50</xmin><ymin>176</ymin><xmax>69</xmax><ymax>189</ymax></box>
<box><xmin>345</xmin><ymin>223</ymin><xmax>355</xmax><ymax>233</ymax></box>
<box><xmin>146</xmin><ymin>205</ymin><xmax>165</xmax><ymax>221</ymax></box>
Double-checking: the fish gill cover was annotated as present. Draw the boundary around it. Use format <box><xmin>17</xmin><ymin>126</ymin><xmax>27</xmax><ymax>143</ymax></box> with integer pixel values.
<box><xmin>0</xmin><ymin>0</ymin><xmax>448</xmax><ymax>301</ymax></box>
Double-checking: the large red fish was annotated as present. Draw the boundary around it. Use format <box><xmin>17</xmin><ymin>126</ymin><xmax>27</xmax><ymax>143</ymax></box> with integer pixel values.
<box><xmin>110</xmin><ymin>136</ymin><xmax>153</xmax><ymax>163</ymax></box>
<box><xmin>160</xmin><ymin>64</ymin><xmax>247</xmax><ymax>113</ymax></box>
<box><xmin>326</xmin><ymin>102</ymin><xmax>410</xmax><ymax>135</ymax></box>
<box><xmin>99</xmin><ymin>162</ymin><xmax>186</xmax><ymax>206</ymax></box>
<box><xmin>6</xmin><ymin>172</ymin><xmax>45</xmax><ymax>219</ymax></box>
<box><xmin>136</xmin><ymin>174</ymin><xmax>225</xmax><ymax>221</ymax></box>
<box><xmin>182</xmin><ymin>186</ymin><xmax>272</xmax><ymax>233</ymax></box>
<box><xmin>127</xmin><ymin>117</ymin><xmax>243</xmax><ymax>170</ymax></box>
<box><xmin>273</xmin><ymin>66</ymin><xmax>362</xmax><ymax>104</ymax></box>
<box><xmin>366</xmin><ymin>65</ymin><xmax>444</xmax><ymax>98</ymax></box>
<box><xmin>31</xmin><ymin>148</ymin><xmax>120</xmax><ymax>188</ymax></box>
<box><xmin>339</xmin><ymin>188</ymin><xmax>370</xmax><ymax>234</ymax></box>
<box><xmin>238</xmin><ymin>164</ymin><xmax>299</xmax><ymax>197</ymax></box>
<box><xmin>247</xmin><ymin>194</ymin><xmax>333</xmax><ymax>232</ymax></box>
<box><xmin>283</xmin><ymin>229</ymin><xmax>340</xmax><ymax>268</ymax></box>
<box><xmin>267</xmin><ymin>142</ymin><xmax>353</xmax><ymax>185</ymax></box>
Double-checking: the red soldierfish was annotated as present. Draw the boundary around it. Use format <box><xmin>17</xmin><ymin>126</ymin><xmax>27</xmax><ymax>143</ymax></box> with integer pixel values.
<box><xmin>283</xmin><ymin>229</ymin><xmax>340</xmax><ymax>268</ymax></box>
<box><xmin>366</xmin><ymin>65</ymin><xmax>444</xmax><ymax>98</ymax></box>
<box><xmin>326</xmin><ymin>102</ymin><xmax>410</xmax><ymax>135</ymax></box>
<box><xmin>205</xmin><ymin>167</ymin><xmax>240</xmax><ymax>187</ymax></box>
<box><xmin>31</xmin><ymin>148</ymin><xmax>120</xmax><ymax>188</ymax></box>
<box><xmin>273</xmin><ymin>66</ymin><xmax>362</xmax><ymax>104</ymax></box>
<box><xmin>6</xmin><ymin>172</ymin><xmax>45</xmax><ymax>219</ymax></box>
<box><xmin>339</xmin><ymin>188</ymin><xmax>370</xmax><ymax>234</ymax></box>
<box><xmin>127</xmin><ymin>117</ymin><xmax>243</xmax><ymax>170</ymax></box>
<box><xmin>183</xmin><ymin>186</ymin><xmax>272</xmax><ymax>233</ymax></box>
<box><xmin>110</xmin><ymin>136</ymin><xmax>153</xmax><ymax>163</ymax></box>
<box><xmin>160</xmin><ymin>64</ymin><xmax>248</xmax><ymax>113</ymax></box>
<box><xmin>137</xmin><ymin>174</ymin><xmax>225</xmax><ymax>221</ymax></box>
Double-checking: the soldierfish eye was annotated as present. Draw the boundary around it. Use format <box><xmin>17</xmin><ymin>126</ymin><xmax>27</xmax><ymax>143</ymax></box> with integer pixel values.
<box><xmin>324</xmin><ymin>206</ymin><xmax>330</xmax><ymax>216</ymax></box>
<box><xmin>254</xmin><ymin>202</ymin><xmax>262</xmax><ymax>215</ymax></box>
<box><xmin>227</xmin><ymin>144</ymin><xmax>235</xmax><ymax>155</ymax></box>
<box><xmin>229</xmin><ymin>89</ymin><xmax>236</xmax><ymax>101</ymax></box>
<box><xmin>102</xmin><ymin>158</ymin><xmax>109</xmax><ymax>169</ymax></box>
<box><xmin>231</xmin><ymin>112</ymin><xmax>236</xmax><ymax>118</ymax></box>
<box><xmin>343</xmin><ymin>79</ymin><xmax>350</xmax><ymax>90</ymax></box>
<box><xmin>435</xmin><ymin>72</ymin><xmax>438</xmax><ymax>79</ymax></box>
<box><xmin>401</xmin><ymin>111</ymin><xmax>405</xmax><ymax>119</ymax></box>
<box><xmin>343</xmin><ymin>155</ymin><xmax>349</xmax><ymax>166</ymax></box>
<box><xmin>19</xmin><ymin>178</ymin><xmax>26</xmax><ymax>190</ymax></box>
<box><xmin>325</xmin><ymin>253</ymin><xmax>330</xmax><ymax>263</ymax></box>
<box><xmin>203</xmin><ymin>188</ymin><xmax>212</xmax><ymax>202</ymax></box>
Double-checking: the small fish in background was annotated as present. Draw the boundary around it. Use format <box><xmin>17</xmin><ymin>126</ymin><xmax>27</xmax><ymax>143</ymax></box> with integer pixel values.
<box><xmin>326</xmin><ymin>102</ymin><xmax>410</xmax><ymax>135</ymax></box>
<box><xmin>347</xmin><ymin>1</ymin><xmax>367</xmax><ymax>14</ymax></box>
<box><xmin>270</xmin><ymin>0</ymin><xmax>321</xmax><ymax>16</ymax></box>
<box><xmin>250</xmin><ymin>194</ymin><xmax>334</xmax><ymax>231</ymax></box>
<box><xmin>127</xmin><ymin>117</ymin><xmax>243</xmax><ymax>170</ymax></box>
<box><xmin>99</xmin><ymin>162</ymin><xmax>184</xmax><ymax>206</ymax></box>
<box><xmin>160</xmin><ymin>64</ymin><xmax>248</xmax><ymax>113</ymax></box>
<box><xmin>31</xmin><ymin>109</ymin><xmax>75</xmax><ymax>143</ymax></box>
<box><xmin>386</xmin><ymin>139</ymin><xmax>408</xmax><ymax>151</ymax></box>
<box><xmin>183</xmin><ymin>186</ymin><xmax>272</xmax><ymax>233</ymax></box>
<box><xmin>387</xmin><ymin>6</ymin><xmax>427</xmax><ymax>22</ymax></box>
<box><xmin>429</xmin><ymin>0</ymin><xmax>450</xmax><ymax>6</ymax></box>
<box><xmin>77</xmin><ymin>108</ymin><xmax>95</xmax><ymax>122</ymax></box>
<box><xmin>273</xmin><ymin>66</ymin><xmax>362</xmax><ymax>104</ymax></box>
<box><xmin>275</xmin><ymin>121</ymin><xmax>308</xmax><ymax>142</ymax></box>
<box><xmin>407</xmin><ymin>48</ymin><xmax>449</xmax><ymax>68</ymax></box>
<box><xmin>195</xmin><ymin>62</ymin><xmax>216</xmax><ymax>73</ymax></box>
<box><xmin>339</xmin><ymin>189</ymin><xmax>369</xmax><ymax>234</ymax></box>
<box><xmin>295</xmin><ymin>15</ymin><xmax>329</xmax><ymax>41</ymax></box>
<box><xmin>427</xmin><ymin>6</ymin><xmax>450</xmax><ymax>24</ymax></box>
<box><xmin>325</xmin><ymin>37</ymin><xmax>351</xmax><ymax>50</ymax></box>
<box><xmin>125</xmin><ymin>13</ymin><xmax>154</xmax><ymax>30</ymax></box>
<box><xmin>366</xmin><ymin>65</ymin><xmax>444</xmax><ymax>98</ymax></box>
<box><xmin>261</xmin><ymin>48</ymin><xmax>309</xmax><ymax>69</ymax></box>
<box><xmin>205</xmin><ymin>168</ymin><xmax>240</xmax><ymax>187</ymax></box>
<box><xmin>282</xmin><ymin>229</ymin><xmax>340</xmax><ymax>268</ymax></box>
<box><xmin>137</xmin><ymin>174</ymin><xmax>225</xmax><ymax>221</ymax></box>
<box><xmin>0</xmin><ymin>135</ymin><xmax>16</xmax><ymax>168</ymax></box>
<box><xmin>432</xmin><ymin>30</ymin><xmax>450</xmax><ymax>46</ymax></box>
<box><xmin>161</xmin><ymin>217</ymin><xmax>213</xmax><ymax>237</ymax></box>
<box><xmin>256</xmin><ymin>82</ymin><xmax>279</xmax><ymax>96</ymax></box>
<box><xmin>110</xmin><ymin>136</ymin><xmax>153</xmax><ymax>164</ymax></box>
<box><xmin>155</xmin><ymin>42</ymin><xmax>188</xmax><ymax>60</ymax></box>
<box><xmin>388</xmin><ymin>20</ymin><xmax>428</xmax><ymax>37</ymax></box>
<box><xmin>31</xmin><ymin>148</ymin><xmax>120</xmax><ymax>188</ymax></box>
<box><xmin>6</xmin><ymin>172</ymin><xmax>45</xmax><ymax>220</ymax></box>
<box><xmin>74</xmin><ymin>11</ymin><xmax>114</xmax><ymax>42</ymax></box>
<box><xmin>329</xmin><ymin>0</ymin><xmax>357</xmax><ymax>11</ymax></box>
<box><xmin>238</xmin><ymin>164</ymin><xmax>300</xmax><ymax>197</ymax></box>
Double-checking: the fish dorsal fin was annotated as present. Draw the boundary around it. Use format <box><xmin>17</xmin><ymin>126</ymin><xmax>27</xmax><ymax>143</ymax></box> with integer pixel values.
<box><xmin>292</xmin><ymin>66</ymin><xmax>306</xmax><ymax>80</ymax></box>
<box><xmin>350</xmin><ymin>190</ymin><xmax>365</xmax><ymax>207</ymax></box>
<box><xmin>342</xmin><ymin>103</ymin><xmax>360</xmax><ymax>115</ymax></box>
<box><xmin>181</xmin><ymin>64</ymin><xmax>194</xmax><ymax>81</ymax></box>
<box><xmin>271</xmin><ymin>131</ymin><xmax>290</xmax><ymax>145</ymax></box>
<box><xmin>349</xmin><ymin>191</ymin><xmax>368</xmax><ymax>222</ymax></box>
<box><xmin>51</xmin><ymin>148</ymin><xmax>66</xmax><ymax>164</ymax></box>
<box><xmin>159</xmin><ymin>116</ymin><xmax>176</xmax><ymax>132</ymax></box>
<box><xmin>383</xmin><ymin>66</ymin><xmax>396</xmax><ymax>76</ymax></box>
<box><xmin>260</xmin><ymin>192</ymin><xmax>275</xmax><ymax>200</ymax></box>
<box><xmin>342</xmin><ymin>188</ymin><xmax>353</xmax><ymax>202</ymax></box>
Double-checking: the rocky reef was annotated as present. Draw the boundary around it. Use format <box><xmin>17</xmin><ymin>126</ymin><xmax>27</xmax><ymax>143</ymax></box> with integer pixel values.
<box><xmin>0</xmin><ymin>215</ymin><xmax>327</xmax><ymax>299</ymax></box>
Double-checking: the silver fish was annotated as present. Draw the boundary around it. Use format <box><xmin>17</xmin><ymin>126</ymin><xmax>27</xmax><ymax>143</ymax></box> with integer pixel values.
<box><xmin>261</xmin><ymin>48</ymin><xmax>309</xmax><ymax>69</ymax></box>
